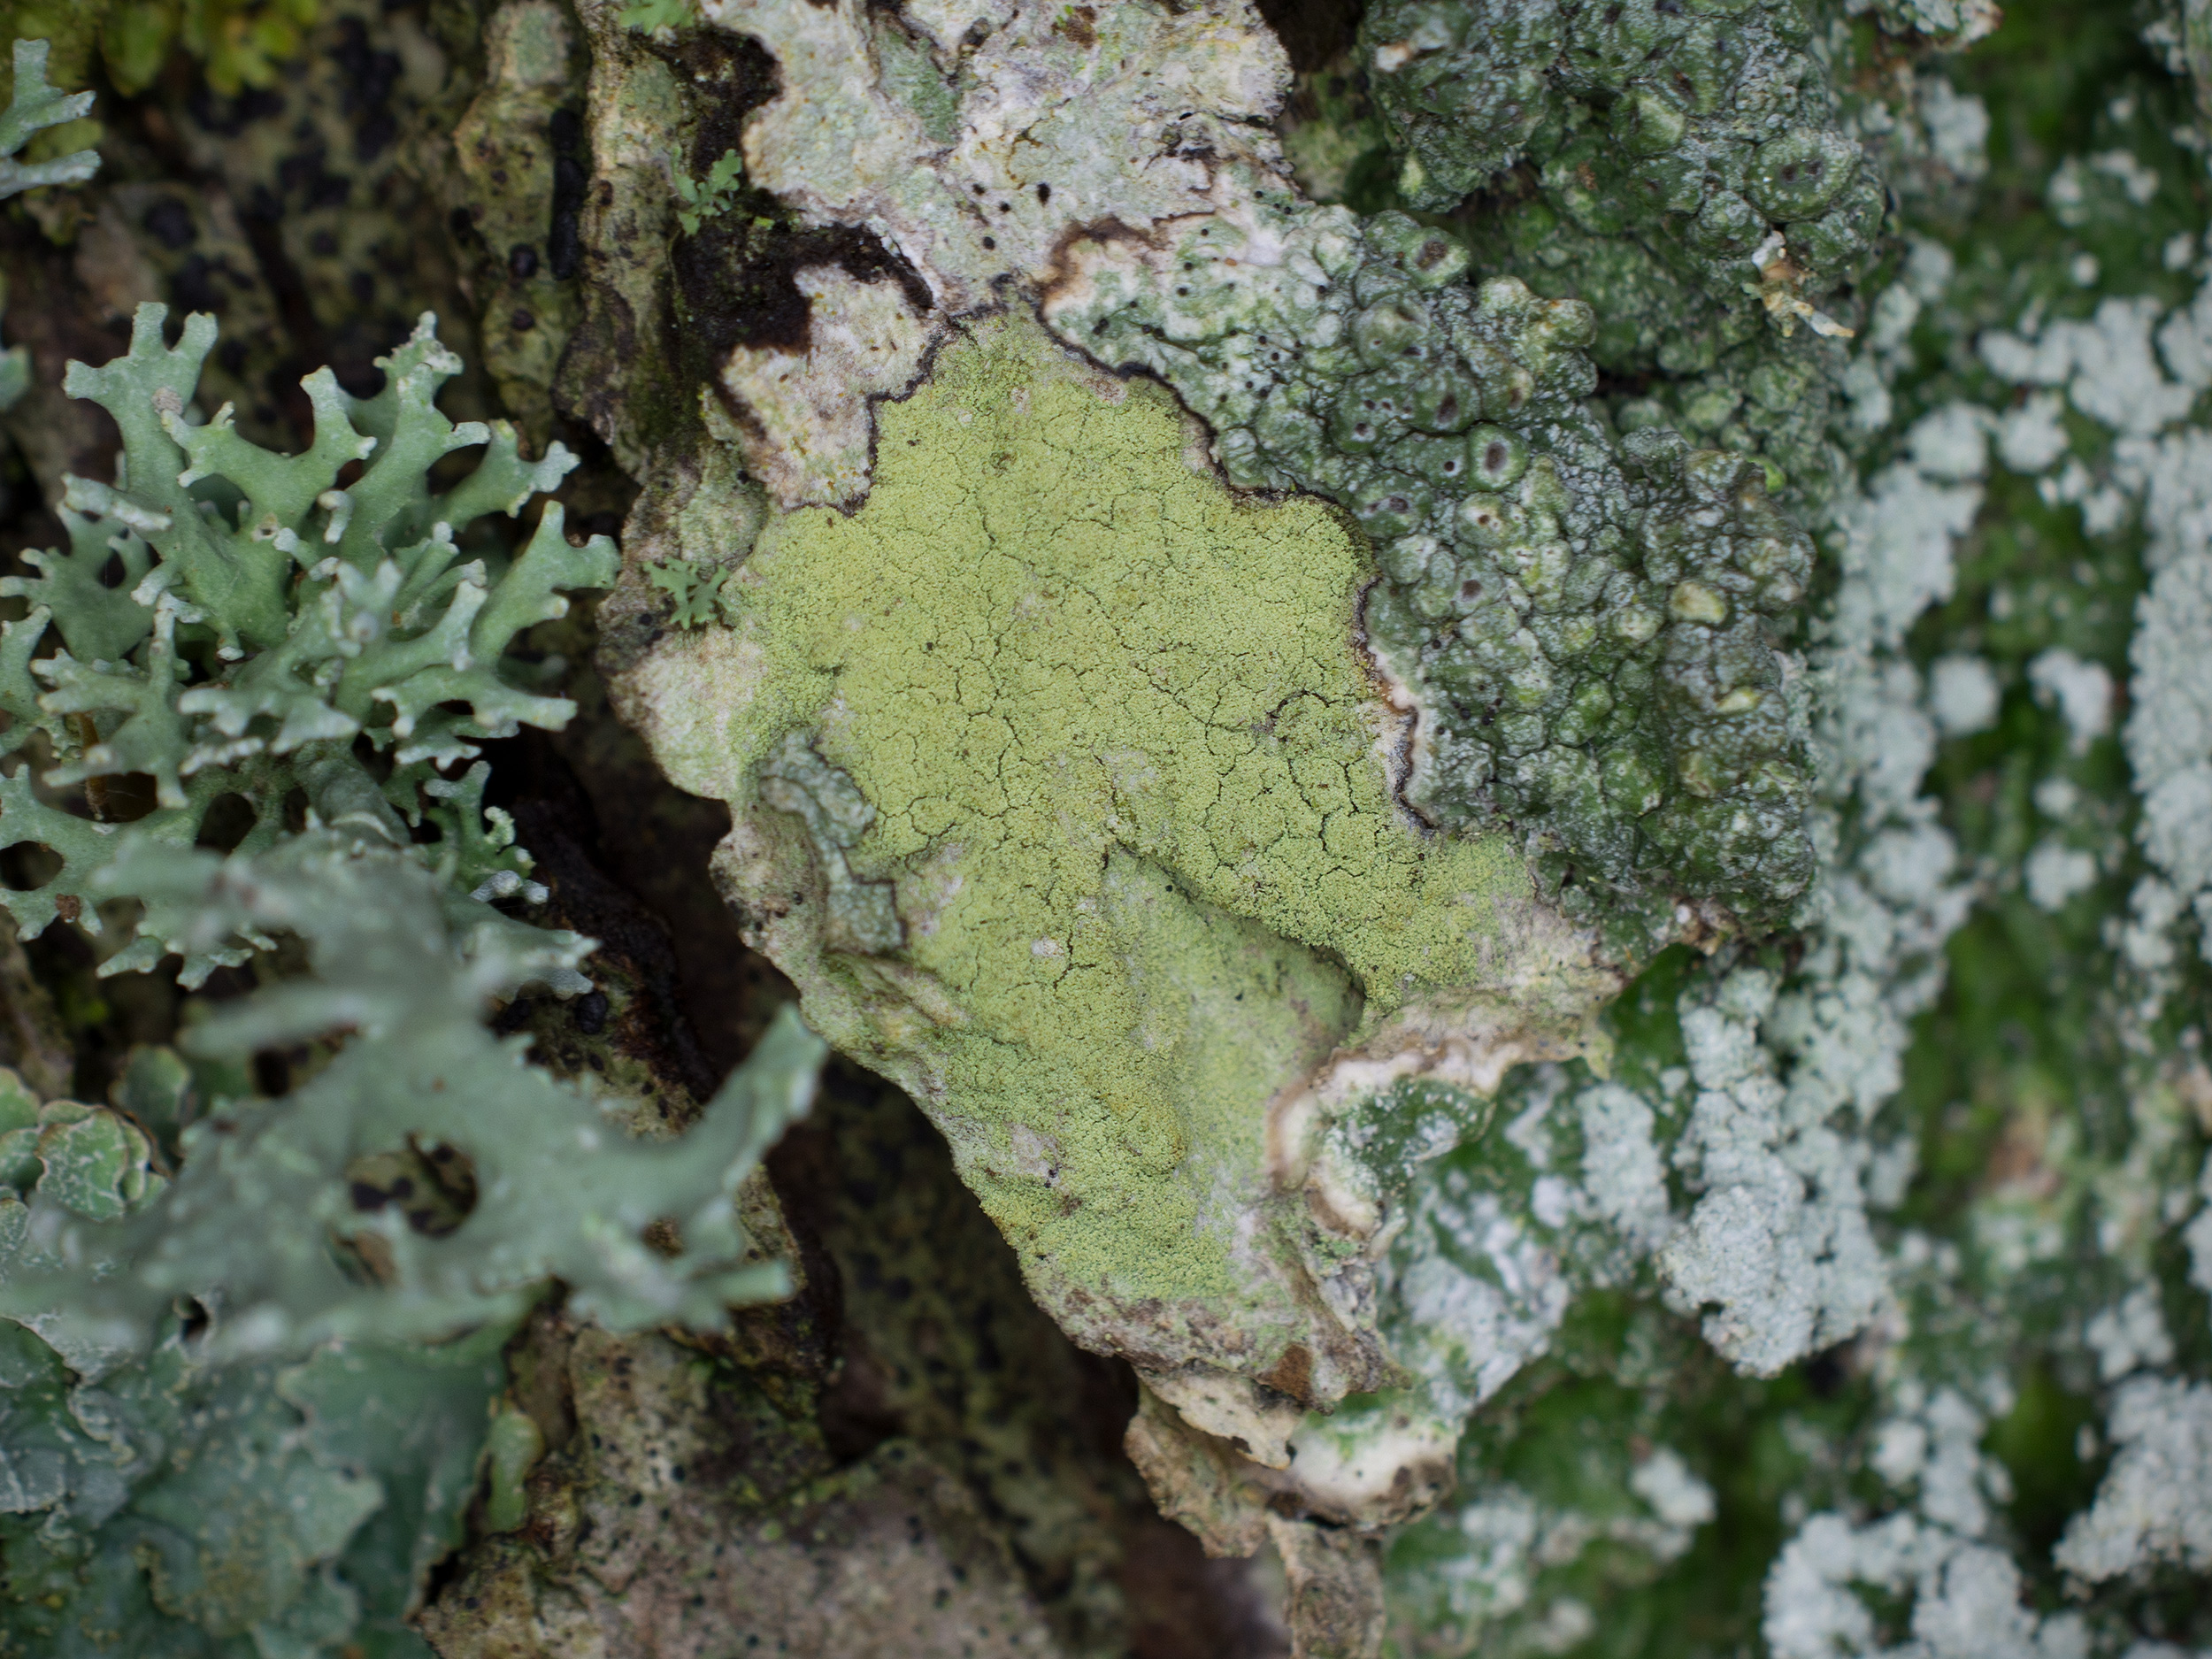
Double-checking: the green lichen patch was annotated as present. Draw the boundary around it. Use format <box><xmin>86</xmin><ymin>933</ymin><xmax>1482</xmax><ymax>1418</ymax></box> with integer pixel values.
<box><xmin>629</xmin><ymin>311</ymin><xmax>1566</xmax><ymax>1383</ymax></box>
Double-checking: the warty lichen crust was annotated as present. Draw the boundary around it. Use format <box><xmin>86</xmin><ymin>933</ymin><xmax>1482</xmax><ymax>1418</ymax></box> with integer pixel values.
<box><xmin>1360</xmin><ymin>0</ymin><xmax>1882</xmax><ymax>357</ymax></box>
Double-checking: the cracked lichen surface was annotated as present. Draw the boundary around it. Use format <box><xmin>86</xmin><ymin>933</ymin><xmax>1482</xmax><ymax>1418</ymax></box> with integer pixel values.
<box><xmin>635</xmin><ymin>313</ymin><xmax>1539</xmax><ymax>1348</ymax></box>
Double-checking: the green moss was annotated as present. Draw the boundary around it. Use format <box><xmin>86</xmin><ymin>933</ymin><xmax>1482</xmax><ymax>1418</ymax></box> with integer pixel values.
<box><xmin>0</xmin><ymin>2</ymin><xmax>321</xmax><ymax>100</ymax></box>
<box><xmin>651</xmin><ymin>314</ymin><xmax>1532</xmax><ymax>1315</ymax></box>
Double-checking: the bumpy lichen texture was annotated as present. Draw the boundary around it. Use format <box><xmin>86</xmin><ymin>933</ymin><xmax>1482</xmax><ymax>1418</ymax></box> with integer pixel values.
<box><xmin>629</xmin><ymin>312</ymin><xmax>1611</xmax><ymax>1402</ymax></box>
<box><xmin>1361</xmin><ymin>0</ymin><xmax>1887</xmax><ymax>355</ymax></box>
<box><xmin>1335</xmin><ymin>3</ymin><xmax>2212</xmax><ymax>1651</ymax></box>
<box><xmin>1048</xmin><ymin>207</ymin><xmax>1817</xmax><ymax>933</ymax></box>
<box><xmin>1347</xmin><ymin>0</ymin><xmax>1938</xmax><ymax>521</ymax></box>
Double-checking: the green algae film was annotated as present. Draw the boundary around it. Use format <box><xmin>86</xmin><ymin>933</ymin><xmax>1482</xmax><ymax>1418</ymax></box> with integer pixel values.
<box><xmin>648</xmin><ymin>316</ymin><xmax>1529</xmax><ymax>1310</ymax></box>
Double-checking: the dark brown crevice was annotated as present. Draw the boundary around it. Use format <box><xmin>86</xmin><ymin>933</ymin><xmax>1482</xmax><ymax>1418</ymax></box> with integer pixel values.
<box><xmin>672</xmin><ymin>218</ymin><xmax>933</xmax><ymax>373</ymax></box>
<box><xmin>480</xmin><ymin>721</ymin><xmax>749</xmax><ymax>1096</ymax></box>
<box><xmin>768</xmin><ymin>1058</ymin><xmax>1290</xmax><ymax>1658</ymax></box>
<box><xmin>653</xmin><ymin>25</ymin><xmax>784</xmax><ymax>172</ymax></box>
<box><xmin>1252</xmin><ymin>0</ymin><xmax>1368</xmax><ymax>73</ymax></box>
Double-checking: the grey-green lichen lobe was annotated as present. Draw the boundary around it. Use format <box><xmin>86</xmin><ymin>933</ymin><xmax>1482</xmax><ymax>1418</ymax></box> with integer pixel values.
<box><xmin>0</xmin><ymin>1053</ymin><xmax>511</xmax><ymax>1659</ymax></box>
<box><xmin>758</xmin><ymin>733</ymin><xmax>906</xmax><ymax>956</ymax></box>
<box><xmin>1048</xmin><ymin>206</ymin><xmax>1816</xmax><ymax>932</ymax></box>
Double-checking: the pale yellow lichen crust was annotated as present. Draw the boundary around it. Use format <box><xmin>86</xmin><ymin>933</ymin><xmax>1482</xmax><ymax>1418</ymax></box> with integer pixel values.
<box><xmin>623</xmin><ymin>313</ymin><xmax>1606</xmax><ymax>1403</ymax></box>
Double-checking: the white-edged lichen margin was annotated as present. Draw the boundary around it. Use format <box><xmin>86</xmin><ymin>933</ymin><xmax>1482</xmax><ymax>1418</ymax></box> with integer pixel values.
<box><xmin>0</xmin><ymin>302</ymin><xmax>613</xmax><ymax>982</ymax></box>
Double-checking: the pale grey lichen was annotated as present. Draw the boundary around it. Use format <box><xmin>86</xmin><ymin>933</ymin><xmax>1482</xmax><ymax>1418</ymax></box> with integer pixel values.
<box><xmin>692</xmin><ymin>0</ymin><xmax>1292</xmax><ymax>508</ymax></box>
<box><xmin>2056</xmin><ymin>1378</ymin><xmax>2212</xmax><ymax>1582</ymax></box>
<box><xmin>1657</xmin><ymin>966</ymin><xmax>1888</xmax><ymax>1374</ymax></box>
<box><xmin>0</xmin><ymin>38</ymin><xmax>97</xmax><ymax>203</ymax></box>
<box><xmin>1925</xmin><ymin>654</ymin><xmax>2001</xmax><ymax>739</ymax></box>
<box><xmin>0</xmin><ymin>303</ymin><xmax>620</xmax><ymax>984</ymax></box>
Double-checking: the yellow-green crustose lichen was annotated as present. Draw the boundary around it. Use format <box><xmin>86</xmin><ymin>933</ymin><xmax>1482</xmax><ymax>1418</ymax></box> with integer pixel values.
<box><xmin>633</xmin><ymin>315</ymin><xmax>1537</xmax><ymax>1355</ymax></box>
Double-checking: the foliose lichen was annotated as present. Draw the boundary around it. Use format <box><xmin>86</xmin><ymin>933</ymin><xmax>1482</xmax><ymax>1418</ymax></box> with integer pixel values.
<box><xmin>0</xmin><ymin>302</ymin><xmax>618</xmax><ymax>981</ymax></box>
<box><xmin>0</xmin><ymin>274</ymin><xmax>827</xmax><ymax>1655</ymax></box>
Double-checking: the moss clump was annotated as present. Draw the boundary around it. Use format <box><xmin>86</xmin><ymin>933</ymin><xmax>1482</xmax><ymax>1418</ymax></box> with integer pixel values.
<box><xmin>0</xmin><ymin>0</ymin><xmax>320</xmax><ymax>99</ymax></box>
